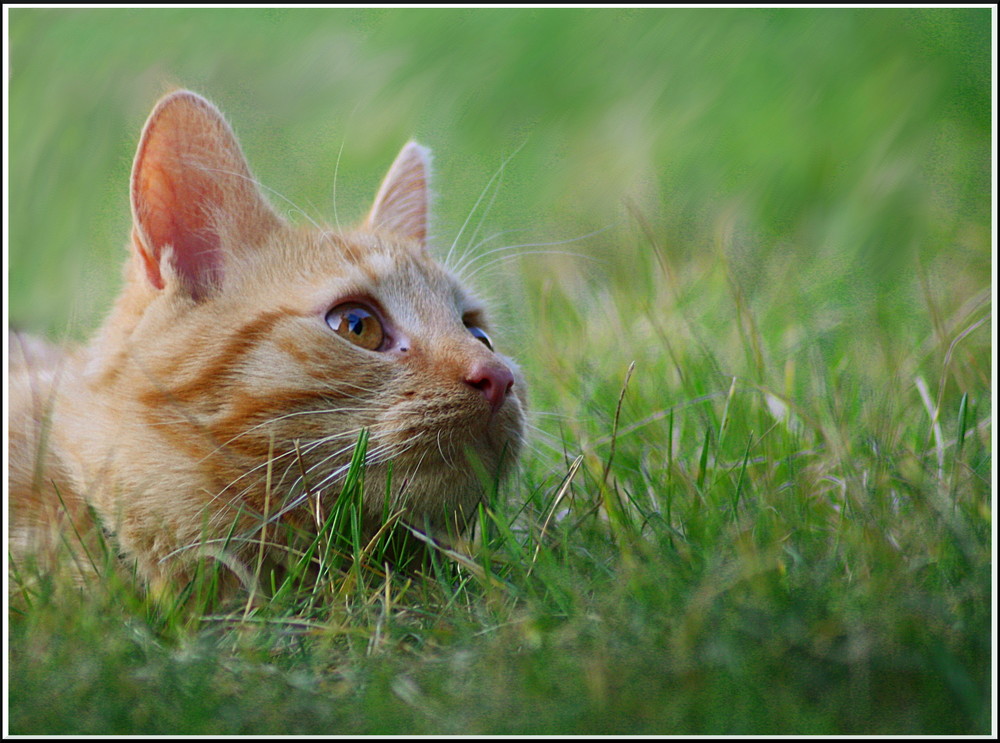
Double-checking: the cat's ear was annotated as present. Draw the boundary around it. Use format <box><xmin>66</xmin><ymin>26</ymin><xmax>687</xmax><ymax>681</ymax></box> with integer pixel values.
<box><xmin>365</xmin><ymin>141</ymin><xmax>430</xmax><ymax>248</ymax></box>
<box><xmin>130</xmin><ymin>90</ymin><xmax>282</xmax><ymax>300</ymax></box>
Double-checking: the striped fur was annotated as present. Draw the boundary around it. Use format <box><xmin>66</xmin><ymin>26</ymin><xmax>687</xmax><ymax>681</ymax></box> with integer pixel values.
<box><xmin>8</xmin><ymin>91</ymin><xmax>526</xmax><ymax>588</ymax></box>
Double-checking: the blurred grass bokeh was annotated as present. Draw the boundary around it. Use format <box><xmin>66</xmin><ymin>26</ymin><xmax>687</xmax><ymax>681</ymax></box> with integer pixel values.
<box><xmin>10</xmin><ymin>8</ymin><xmax>991</xmax><ymax>342</ymax></box>
<box><xmin>6</xmin><ymin>7</ymin><xmax>994</xmax><ymax>735</ymax></box>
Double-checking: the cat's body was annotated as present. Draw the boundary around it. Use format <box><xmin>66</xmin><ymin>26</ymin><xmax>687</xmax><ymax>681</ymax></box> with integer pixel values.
<box><xmin>8</xmin><ymin>90</ymin><xmax>525</xmax><ymax>588</ymax></box>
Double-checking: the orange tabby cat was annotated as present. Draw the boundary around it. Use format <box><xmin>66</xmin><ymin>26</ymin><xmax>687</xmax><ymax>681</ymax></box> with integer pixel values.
<box><xmin>8</xmin><ymin>90</ymin><xmax>526</xmax><ymax>589</ymax></box>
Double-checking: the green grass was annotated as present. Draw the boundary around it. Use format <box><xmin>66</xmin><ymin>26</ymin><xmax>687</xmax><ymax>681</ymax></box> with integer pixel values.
<box><xmin>6</xmin><ymin>7</ymin><xmax>993</xmax><ymax>735</ymax></box>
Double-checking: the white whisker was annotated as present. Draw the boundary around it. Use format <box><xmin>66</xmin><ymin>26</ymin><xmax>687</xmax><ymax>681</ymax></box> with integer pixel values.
<box><xmin>455</xmin><ymin>226</ymin><xmax>616</xmax><ymax>284</ymax></box>
<box><xmin>445</xmin><ymin>142</ymin><xmax>527</xmax><ymax>268</ymax></box>
<box><xmin>194</xmin><ymin>164</ymin><xmax>326</xmax><ymax>233</ymax></box>
<box><xmin>332</xmin><ymin>136</ymin><xmax>347</xmax><ymax>234</ymax></box>
<box><xmin>462</xmin><ymin>248</ymin><xmax>601</xmax><ymax>283</ymax></box>
<box><xmin>451</xmin><ymin>226</ymin><xmax>536</xmax><ymax>274</ymax></box>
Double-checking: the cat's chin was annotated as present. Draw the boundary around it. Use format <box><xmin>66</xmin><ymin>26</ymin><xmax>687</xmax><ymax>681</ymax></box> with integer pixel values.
<box><xmin>360</xmin><ymin>440</ymin><xmax>521</xmax><ymax>533</ymax></box>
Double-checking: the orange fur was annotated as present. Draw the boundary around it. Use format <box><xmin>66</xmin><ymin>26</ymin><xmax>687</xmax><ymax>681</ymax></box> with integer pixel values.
<box><xmin>8</xmin><ymin>91</ymin><xmax>526</xmax><ymax>588</ymax></box>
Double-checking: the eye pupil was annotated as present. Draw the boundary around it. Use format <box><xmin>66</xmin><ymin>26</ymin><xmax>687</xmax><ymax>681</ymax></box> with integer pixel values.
<box><xmin>326</xmin><ymin>303</ymin><xmax>385</xmax><ymax>351</ymax></box>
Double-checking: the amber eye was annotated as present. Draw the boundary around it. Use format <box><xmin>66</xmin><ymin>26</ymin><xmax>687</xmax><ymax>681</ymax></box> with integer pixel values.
<box><xmin>326</xmin><ymin>303</ymin><xmax>385</xmax><ymax>351</ymax></box>
<box><xmin>467</xmin><ymin>325</ymin><xmax>494</xmax><ymax>351</ymax></box>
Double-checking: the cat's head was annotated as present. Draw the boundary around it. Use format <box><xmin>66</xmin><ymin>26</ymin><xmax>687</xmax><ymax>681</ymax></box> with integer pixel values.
<box><xmin>99</xmin><ymin>89</ymin><xmax>525</xmax><ymax>540</ymax></box>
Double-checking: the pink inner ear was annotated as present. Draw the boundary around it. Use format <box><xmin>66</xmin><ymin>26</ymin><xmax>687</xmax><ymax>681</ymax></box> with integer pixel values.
<box><xmin>136</xmin><ymin>154</ymin><xmax>223</xmax><ymax>300</ymax></box>
<box><xmin>132</xmin><ymin>227</ymin><xmax>164</xmax><ymax>290</ymax></box>
<box><xmin>130</xmin><ymin>90</ymin><xmax>281</xmax><ymax>301</ymax></box>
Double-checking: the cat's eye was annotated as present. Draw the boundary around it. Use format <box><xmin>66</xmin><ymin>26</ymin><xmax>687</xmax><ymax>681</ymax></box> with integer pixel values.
<box><xmin>326</xmin><ymin>303</ymin><xmax>385</xmax><ymax>351</ymax></box>
<box><xmin>467</xmin><ymin>325</ymin><xmax>494</xmax><ymax>351</ymax></box>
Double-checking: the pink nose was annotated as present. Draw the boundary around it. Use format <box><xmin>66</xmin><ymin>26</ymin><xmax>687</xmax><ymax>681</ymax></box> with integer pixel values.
<box><xmin>465</xmin><ymin>361</ymin><xmax>514</xmax><ymax>413</ymax></box>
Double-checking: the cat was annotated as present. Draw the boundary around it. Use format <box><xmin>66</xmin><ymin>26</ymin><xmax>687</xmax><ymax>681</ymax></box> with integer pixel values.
<box><xmin>8</xmin><ymin>89</ymin><xmax>526</xmax><ymax>591</ymax></box>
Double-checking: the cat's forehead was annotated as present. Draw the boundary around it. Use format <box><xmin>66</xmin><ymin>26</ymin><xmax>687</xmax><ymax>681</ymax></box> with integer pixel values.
<box><xmin>259</xmin><ymin>227</ymin><xmax>482</xmax><ymax>321</ymax></box>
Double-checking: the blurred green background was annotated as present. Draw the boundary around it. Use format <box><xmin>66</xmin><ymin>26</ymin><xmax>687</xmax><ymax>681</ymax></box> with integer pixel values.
<box><xmin>7</xmin><ymin>8</ymin><xmax>994</xmax><ymax>735</ymax></box>
<box><xmin>8</xmin><ymin>7</ymin><xmax>991</xmax><ymax>346</ymax></box>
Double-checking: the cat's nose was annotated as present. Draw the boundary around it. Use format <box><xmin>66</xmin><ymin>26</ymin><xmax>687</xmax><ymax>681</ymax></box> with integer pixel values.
<box><xmin>465</xmin><ymin>361</ymin><xmax>514</xmax><ymax>414</ymax></box>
